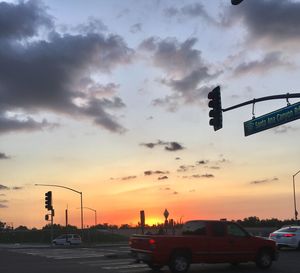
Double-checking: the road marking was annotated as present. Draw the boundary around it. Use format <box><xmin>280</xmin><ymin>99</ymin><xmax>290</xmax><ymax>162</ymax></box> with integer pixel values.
<box><xmin>10</xmin><ymin>248</ymin><xmax>111</xmax><ymax>259</ymax></box>
<box><xmin>78</xmin><ymin>258</ymin><xmax>149</xmax><ymax>272</ymax></box>
<box><xmin>54</xmin><ymin>254</ymin><xmax>108</xmax><ymax>259</ymax></box>
<box><xmin>121</xmin><ymin>268</ymin><xmax>151</xmax><ymax>273</ymax></box>
<box><xmin>102</xmin><ymin>263</ymin><xmax>148</xmax><ymax>270</ymax></box>
<box><xmin>79</xmin><ymin>258</ymin><xmax>134</xmax><ymax>265</ymax></box>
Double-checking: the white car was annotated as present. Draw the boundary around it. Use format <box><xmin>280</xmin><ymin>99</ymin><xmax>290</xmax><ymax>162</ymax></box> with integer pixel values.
<box><xmin>269</xmin><ymin>226</ymin><xmax>300</xmax><ymax>249</ymax></box>
<box><xmin>52</xmin><ymin>234</ymin><xmax>82</xmax><ymax>245</ymax></box>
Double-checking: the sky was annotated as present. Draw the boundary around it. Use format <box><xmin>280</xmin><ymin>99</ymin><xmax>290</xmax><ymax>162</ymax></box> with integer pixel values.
<box><xmin>1</xmin><ymin>0</ymin><xmax>300</xmax><ymax>229</ymax></box>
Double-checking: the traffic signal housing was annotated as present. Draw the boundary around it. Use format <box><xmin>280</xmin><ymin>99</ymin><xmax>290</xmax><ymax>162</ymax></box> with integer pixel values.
<box><xmin>231</xmin><ymin>0</ymin><xmax>244</xmax><ymax>5</ymax></box>
<box><xmin>45</xmin><ymin>191</ymin><xmax>52</xmax><ymax>210</ymax></box>
<box><xmin>208</xmin><ymin>86</ymin><xmax>223</xmax><ymax>131</ymax></box>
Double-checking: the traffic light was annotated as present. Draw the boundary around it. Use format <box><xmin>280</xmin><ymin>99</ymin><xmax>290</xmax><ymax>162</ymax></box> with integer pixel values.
<box><xmin>231</xmin><ymin>0</ymin><xmax>244</xmax><ymax>5</ymax></box>
<box><xmin>208</xmin><ymin>86</ymin><xmax>223</xmax><ymax>131</ymax></box>
<box><xmin>45</xmin><ymin>191</ymin><xmax>52</xmax><ymax>210</ymax></box>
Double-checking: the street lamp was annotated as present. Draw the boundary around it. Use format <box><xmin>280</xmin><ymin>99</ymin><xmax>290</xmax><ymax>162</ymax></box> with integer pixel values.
<box><xmin>293</xmin><ymin>171</ymin><xmax>300</xmax><ymax>221</ymax></box>
<box><xmin>77</xmin><ymin>207</ymin><xmax>97</xmax><ymax>227</ymax></box>
<box><xmin>35</xmin><ymin>184</ymin><xmax>84</xmax><ymax>230</ymax></box>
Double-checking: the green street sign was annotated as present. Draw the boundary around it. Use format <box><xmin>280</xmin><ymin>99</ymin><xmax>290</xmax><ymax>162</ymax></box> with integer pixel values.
<box><xmin>244</xmin><ymin>101</ymin><xmax>300</xmax><ymax>136</ymax></box>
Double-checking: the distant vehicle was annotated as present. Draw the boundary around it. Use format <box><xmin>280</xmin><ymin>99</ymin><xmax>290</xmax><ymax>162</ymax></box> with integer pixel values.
<box><xmin>52</xmin><ymin>234</ymin><xmax>82</xmax><ymax>245</ymax></box>
<box><xmin>269</xmin><ymin>226</ymin><xmax>300</xmax><ymax>249</ymax></box>
<box><xmin>130</xmin><ymin>220</ymin><xmax>278</xmax><ymax>273</ymax></box>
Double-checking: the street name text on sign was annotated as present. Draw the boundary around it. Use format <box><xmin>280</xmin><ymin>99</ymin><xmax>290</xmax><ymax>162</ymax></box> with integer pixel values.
<box><xmin>244</xmin><ymin>101</ymin><xmax>300</xmax><ymax>136</ymax></box>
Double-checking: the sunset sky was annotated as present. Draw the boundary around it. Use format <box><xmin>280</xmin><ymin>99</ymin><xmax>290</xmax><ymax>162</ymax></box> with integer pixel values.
<box><xmin>1</xmin><ymin>0</ymin><xmax>300</xmax><ymax>229</ymax></box>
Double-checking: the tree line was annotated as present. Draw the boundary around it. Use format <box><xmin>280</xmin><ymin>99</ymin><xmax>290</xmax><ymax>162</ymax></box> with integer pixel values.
<box><xmin>1</xmin><ymin>216</ymin><xmax>298</xmax><ymax>231</ymax></box>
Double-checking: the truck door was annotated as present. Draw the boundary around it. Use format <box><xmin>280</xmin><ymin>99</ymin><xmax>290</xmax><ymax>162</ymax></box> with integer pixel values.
<box><xmin>226</xmin><ymin>222</ymin><xmax>256</xmax><ymax>262</ymax></box>
<box><xmin>208</xmin><ymin>221</ymin><xmax>233</xmax><ymax>263</ymax></box>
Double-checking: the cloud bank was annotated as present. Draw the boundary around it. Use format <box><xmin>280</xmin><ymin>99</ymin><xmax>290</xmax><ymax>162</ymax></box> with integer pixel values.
<box><xmin>0</xmin><ymin>0</ymin><xmax>133</xmax><ymax>134</ymax></box>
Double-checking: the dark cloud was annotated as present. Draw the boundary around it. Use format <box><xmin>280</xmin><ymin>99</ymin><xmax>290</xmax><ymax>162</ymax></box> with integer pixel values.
<box><xmin>140</xmin><ymin>140</ymin><xmax>185</xmax><ymax>151</ymax></box>
<box><xmin>0</xmin><ymin>152</ymin><xmax>10</xmax><ymax>159</ymax></box>
<box><xmin>141</xmin><ymin>142</ymin><xmax>156</xmax><ymax>149</ymax></box>
<box><xmin>158</xmin><ymin>176</ymin><xmax>168</xmax><ymax>180</ymax></box>
<box><xmin>164</xmin><ymin>3</ymin><xmax>216</xmax><ymax>25</ymax></box>
<box><xmin>196</xmin><ymin>160</ymin><xmax>209</xmax><ymax>165</ymax></box>
<box><xmin>12</xmin><ymin>186</ymin><xmax>23</xmax><ymax>190</ymax></box>
<box><xmin>139</xmin><ymin>37</ymin><xmax>218</xmax><ymax>109</ymax></box>
<box><xmin>0</xmin><ymin>1</ymin><xmax>133</xmax><ymax>135</ymax></box>
<box><xmin>0</xmin><ymin>203</ymin><xmax>8</xmax><ymax>208</ymax></box>
<box><xmin>175</xmin><ymin>157</ymin><xmax>181</xmax><ymax>160</ymax></box>
<box><xmin>250</xmin><ymin>177</ymin><xmax>279</xmax><ymax>185</ymax></box>
<box><xmin>121</xmin><ymin>176</ymin><xmax>137</xmax><ymax>181</ymax></box>
<box><xmin>273</xmin><ymin>125</ymin><xmax>299</xmax><ymax>134</ymax></box>
<box><xmin>144</xmin><ymin>170</ymin><xmax>169</xmax><ymax>176</ymax></box>
<box><xmin>183</xmin><ymin>174</ymin><xmax>214</xmax><ymax>179</ymax></box>
<box><xmin>234</xmin><ymin>52</ymin><xmax>291</xmax><ymax>76</ymax></box>
<box><xmin>110</xmin><ymin>175</ymin><xmax>137</xmax><ymax>181</ymax></box>
<box><xmin>164</xmin><ymin>7</ymin><xmax>178</xmax><ymax>17</ymax></box>
<box><xmin>165</xmin><ymin>142</ymin><xmax>184</xmax><ymax>152</ymax></box>
<box><xmin>0</xmin><ymin>193</ymin><xmax>6</xmax><ymax>196</ymax></box>
<box><xmin>208</xmin><ymin>166</ymin><xmax>221</xmax><ymax>170</ymax></box>
<box><xmin>218</xmin><ymin>158</ymin><xmax>230</xmax><ymax>164</ymax></box>
<box><xmin>130</xmin><ymin>23</ymin><xmax>142</xmax><ymax>34</ymax></box>
<box><xmin>160</xmin><ymin>187</ymin><xmax>171</xmax><ymax>191</ymax></box>
<box><xmin>177</xmin><ymin>165</ymin><xmax>195</xmax><ymax>173</ymax></box>
<box><xmin>226</xmin><ymin>0</ymin><xmax>300</xmax><ymax>45</ymax></box>
<box><xmin>0</xmin><ymin>115</ymin><xmax>57</xmax><ymax>134</ymax></box>
<box><xmin>0</xmin><ymin>184</ymin><xmax>23</xmax><ymax>190</ymax></box>
<box><xmin>75</xmin><ymin>17</ymin><xmax>108</xmax><ymax>34</ymax></box>
<box><xmin>0</xmin><ymin>185</ymin><xmax>9</xmax><ymax>190</ymax></box>
<box><xmin>173</xmin><ymin>191</ymin><xmax>179</xmax><ymax>195</ymax></box>
<box><xmin>0</xmin><ymin>0</ymin><xmax>53</xmax><ymax>40</ymax></box>
<box><xmin>200</xmin><ymin>174</ymin><xmax>214</xmax><ymax>178</ymax></box>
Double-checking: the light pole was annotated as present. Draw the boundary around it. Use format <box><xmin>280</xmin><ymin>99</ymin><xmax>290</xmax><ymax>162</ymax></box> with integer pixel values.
<box><xmin>77</xmin><ymin>207</ymin><xmax>97</xmax><ymax>226</ymax></box>
<box><xmin>293</xmin><ymin>171</ymin><xmax>300</xmax><ymax>221</ymax></box>
<box><xmin>35</xmin><ymin>184</ymin><xmax>84</xmax><ymax>230</ymax></box>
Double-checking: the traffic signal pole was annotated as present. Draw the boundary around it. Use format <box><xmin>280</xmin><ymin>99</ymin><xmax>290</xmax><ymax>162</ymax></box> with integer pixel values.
<box><xmin>36</xmin><ymin>184</ymin><xmax>84</xmax><ymax>231</ymax></box>
<box><xmin>51</xmin><ymin>209</ymin><xmax>54</xmax><ymax>244</ymax></box>
<box><xmin>208</xmin><ymin>86</ymin><xmax>300</xmax><ymax>132</ymax></box>
<box><xmin>222</xmin><ymin>93</ymin><xmax>300</xmax><ymax>113</ymax></box>
<box><xmin>44</xmin><ymin>191</ymin><xmax>54</xmax><ymax>244</ymax></box>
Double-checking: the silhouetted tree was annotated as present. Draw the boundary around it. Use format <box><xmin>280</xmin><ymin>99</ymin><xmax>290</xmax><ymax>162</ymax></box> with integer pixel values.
<box><xmin>15</xmin><ymin>225</ymin><xmax>28</xmax><ymax>231</ymax></box>
<box><xmin>0</xmin><ymin>220</ymin><xmax>6</xmax><ymax>230</ymax></box>
<box><xmin>120</xmin><ymin>224</ymin><xmax>132</xmax><ymax>229</ymax></box>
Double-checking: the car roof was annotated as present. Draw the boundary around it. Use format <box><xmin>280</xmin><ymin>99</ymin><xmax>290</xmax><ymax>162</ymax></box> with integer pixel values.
<box><xmin>274</xmin><ymin>226</ymin><xmax>300</xmax><ymax>232</ymax></box>
<box><xmin>278</xmin><ymin>226</ymin><xmax>300</xmax><ymax>229</ymax></box>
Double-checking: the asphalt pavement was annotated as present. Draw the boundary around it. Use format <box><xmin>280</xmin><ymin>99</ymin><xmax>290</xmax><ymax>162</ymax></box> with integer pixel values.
<box><xmin>1</xmin><ymin>245</ymin><xmax>300</xmax><ymax>273</ymax></box>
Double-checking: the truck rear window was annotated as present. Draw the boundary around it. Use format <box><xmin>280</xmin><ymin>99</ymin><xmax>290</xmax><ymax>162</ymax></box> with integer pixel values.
<box><xmin>211</xmin><ymin>222</ymin><xmax>226</xmax><ymax>237</ymax></box>
<box><xmin>182</xmin><ymin>221</ymin><xmax>206</xmax><ymax>235</ymax></box>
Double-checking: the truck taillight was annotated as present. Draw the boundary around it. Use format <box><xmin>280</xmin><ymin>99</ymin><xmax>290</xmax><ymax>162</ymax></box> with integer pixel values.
<box><xmin>149</xmin><ymin>238</ymin><xmax>155</xmax><ymax>244</ymax></box>
<box><xmin>149</xmin><ymin>238</ymin><xmax>156</xmax><ymax>250</ymax></box>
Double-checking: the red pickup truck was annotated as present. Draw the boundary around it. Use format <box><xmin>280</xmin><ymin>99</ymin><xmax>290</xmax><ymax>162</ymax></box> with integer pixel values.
<box><xmin>129</xmin><ymin>220</ymin><xmax>278</xmax><ymax>273</ymax></box>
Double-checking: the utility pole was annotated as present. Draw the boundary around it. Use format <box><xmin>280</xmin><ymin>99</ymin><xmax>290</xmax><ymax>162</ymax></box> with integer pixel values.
<box><xmin>293</xmin><ymin>170</ymin><xmax>300</xmax><ymax>221</ymax></box>
<box><xmin>36</xmin><ymin>184</ymin><xmax>84</xmax><ymax>231</ymax></box>
<box><xmin>65</xmin><ymin>208</ymin><xmax>68</xmax><ymax>227</ymax></box>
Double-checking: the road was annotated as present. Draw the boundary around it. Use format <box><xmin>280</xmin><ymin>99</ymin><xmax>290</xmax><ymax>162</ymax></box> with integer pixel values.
<box><xmin>1</xmin><ymin>245</ymin><xmax>299</xmax><ymax>273</ymax></box>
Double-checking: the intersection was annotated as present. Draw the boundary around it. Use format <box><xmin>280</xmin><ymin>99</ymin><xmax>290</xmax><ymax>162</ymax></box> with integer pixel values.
<box><xmin>2</xmin><ymin>244</ymin><xmax>300</xmax><ymax>273</ymax></box>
